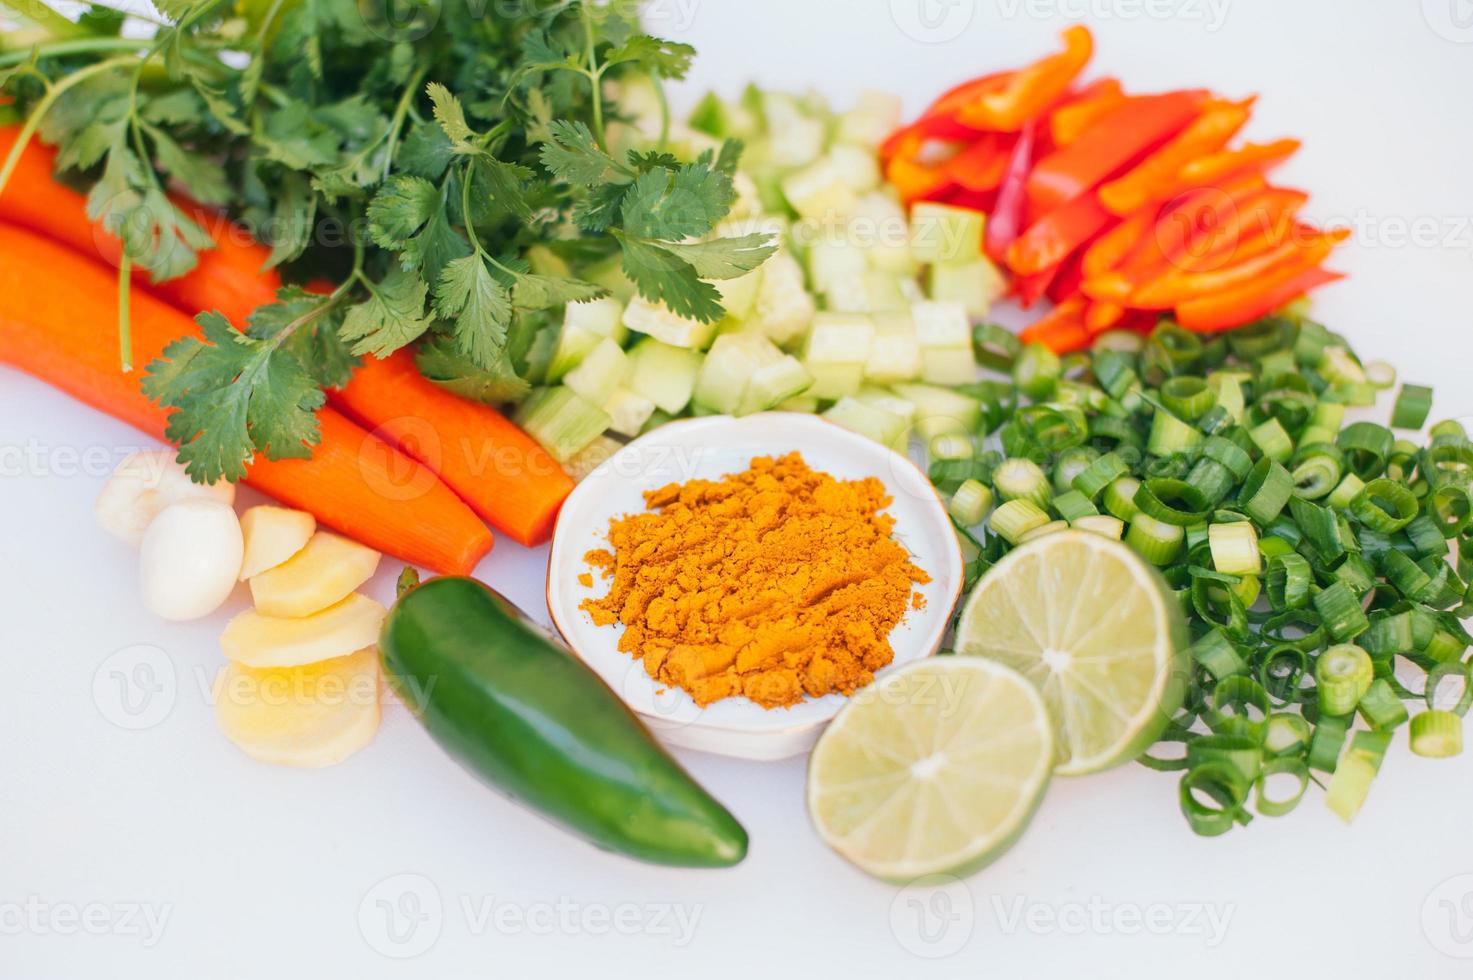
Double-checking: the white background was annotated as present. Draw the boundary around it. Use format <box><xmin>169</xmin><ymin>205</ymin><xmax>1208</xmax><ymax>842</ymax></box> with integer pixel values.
<box><xmin>4</xmin><ymin>1</ymin><xmax>1473</xmax><ymax>976</ymax></box>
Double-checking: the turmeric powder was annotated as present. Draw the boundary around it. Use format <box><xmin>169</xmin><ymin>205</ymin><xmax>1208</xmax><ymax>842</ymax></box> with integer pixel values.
<box><xmin>581</xmin><ymin>452</ymin><xmax>930</xmax><ymax>709</ymax></box>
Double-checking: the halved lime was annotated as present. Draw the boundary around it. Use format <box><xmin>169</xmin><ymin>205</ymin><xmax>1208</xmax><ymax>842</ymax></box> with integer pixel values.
<box><xmin>806</xmin><ymin>658</ymin><xmax>1054</xmax><ymax>882</ymax></box>
<box><xmin>955</xmin><ymin>530</ymin><xmax>1189</xmax><ymax>776</ymax></box>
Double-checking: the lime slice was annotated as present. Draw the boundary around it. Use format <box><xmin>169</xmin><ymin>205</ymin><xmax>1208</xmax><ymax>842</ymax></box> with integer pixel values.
<box><xmin>955</xmin><ymin>530</ymin><xmax>1188</xmax><ymax>776</ymax></box>
<box><xmin>807</xmin><ymin>658</ymin><xmax>1054</xmax><ymax>882</ymax></box>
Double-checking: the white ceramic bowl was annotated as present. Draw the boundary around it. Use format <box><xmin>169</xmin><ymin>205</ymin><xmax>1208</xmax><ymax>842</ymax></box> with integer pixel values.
<box><xmin>545</xmin><ymin>413</ymin><xmax>964</xmax><ymax>761</ymax></box>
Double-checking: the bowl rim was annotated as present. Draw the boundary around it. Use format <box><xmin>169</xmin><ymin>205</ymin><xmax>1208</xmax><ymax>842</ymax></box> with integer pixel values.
<box><xmin>544</xmin><ymin>411</ymin><xmax>965</xmax><ymax>736</ymax></box>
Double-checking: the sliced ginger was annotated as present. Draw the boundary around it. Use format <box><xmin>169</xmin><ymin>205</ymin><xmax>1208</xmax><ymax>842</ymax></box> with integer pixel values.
<box><xmin>214</xmin><ymin>646</ymin><xmax>381</xmax><ymax>767</ymax></box>
<box><xmin>249</xmin><ymin>530</ymin><xmax>380</xmax><ymax>617</ymax></box>
<box><xmin>238</xmin><ymin>506</ymin><xmax>316</xmax><ymax>581</ymax></box>
<box><xmin>222</xmin><ymin>593</ymin><xmax>387</xmax><ymax>668</ymax></box>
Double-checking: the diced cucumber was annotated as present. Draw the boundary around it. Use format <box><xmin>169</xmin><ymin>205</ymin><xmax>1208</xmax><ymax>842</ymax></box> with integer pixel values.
<box><xmin>851</xmin><ymin>192</ymin><xmax>916</xmax><ymax>275</ymax></box>
<box><xmin>920</xmin><ymin>347</ymin><xmax>979</xmax><ymax>386</ymax></box>
<box><xmin>753</xmin><ymin>251</ymin><xmax>816</xmax><ymax>347</ymax></box>
<box><xmin>545</xmin><ymin>328</ymin><xmax>601</xmax><ymax>384</ymax></box>
<box><xmin>805</xmin><ymin>363</ymin><xmax>866</xmax><ymax>402</ymax></box>
<box><xmin>623</xmin><ymin>296</ymin><xmax>718</xmax><ymax>349</ymax></box>
<box><xmin>730</xmin><ymin>172</ymin><xmax>762</xmax><ymax>219</ymax></box>
<box><xmin>688</xmin><ymin>92</ymin><xmax>761</xmax><ymax>140</ymax></box>
<box><xmin>837</xmin><ymin>91</ymin><xmax>903</xmax><ymax>148</ymax></box>
<box><xmin>516</xmin><ymin>387</ymin><xmax>613</xmax><ymax>463</ymax></box>
<box><xmin>562</xmin><ymin>435</ymin><xmax>623</xmax><ymax>482</ymax></box>
<box><xmin>854</xmin><ymin>386</ymin><xmax>916</xmax><ymax>426</ymax></box>
<box><xmin>806</xmin><ymin>312</ymin><xmax>875</xmax><ymax>364</ymax></box>
<box><xmin>526</xmin><ymin>244</ymin><xmax>572</xmax><ymax>279</ymax></box>
<box><xmin>777</xmin><ymin>395</ymin><xmax>820</xmax><ymax>413</ymax></box>
<box><xmin>826</xmin><ymin>269</ymin><xmax>909</xmax><ymax>314</ymax></box>
<box><xmin>864</xmin><ymin>311</ymin><xmax>921</xmax><ymax>383</ymax></box>
<box><xmin>911</xmin><ymin>300</ymin><xmax>972</xmax><ymax>348</ymax></box>
<box><xmin>762</xmin><ymin>93</ymin><xmax>825</xmax><ymax>168</ymax></box>
<box><xmin>714</xmin><ymin>266</ymin><xmax>764</xmax><ymax>322</ymax></box>
<box><xmin>694</xmin><ymin>332</ymin><xmax>782</xmax><ymax>415</ymax></box>
<box><xmin>807</xmin><ymin>236</ymin><xmax>868</xmax><ymax>295</ymax></box>
<box><xmin>828</xmin><ymin>144</ymin><xmax>881</xmax><ymax>194</ymax></box>
<box><xmin>626</xmin><ymin>338</ymin><xmax>703</xmax><ymax>414</ymax></box>
<box><xmin>910</xmin><ymin>202</ymin><xmax>987</xmax><ymax>265</ymax></box>
<box><xmin>583</xmin><ymin>254</ymin><xmax>637</xmax><ymax>303</ymax></box>
<box><xmin>547</xmin><ymin>296</ymin><xmax>629</xmax><ymax>381</ymax></box>
<box><xmin>928</xmin><ymin>258</ymin><xmax>1006</xmax><ymax>318</ymax></box>
<box><xmin>562</xmin><ymin>338</ymin><xmax>629</xmax><ymax>405</ymax></box>
<box><xmin>602</xmin><ymin>388</ymin><xmax>657</xmax><ymax>438</ymax></box>
<box><xmin>737</xmin><ymin>355</ymin><xmax>813</xmax><ymax>415</ymax></box>
<box><xmin>892</xmin><ymin>382</ymin><xmax>982</xmax><ymax>440</ymax></box>
<box><xmin>824</xmin><ymin>396</ymin><xmax>908</xmax><ymax>449</ymax></box>
<box><xmin>781</xmin><ymin>158</ymin><xmax>859</xmax><ymax>220</ymax></box>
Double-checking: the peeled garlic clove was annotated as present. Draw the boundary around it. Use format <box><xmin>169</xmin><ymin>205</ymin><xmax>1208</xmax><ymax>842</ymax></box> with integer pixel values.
<box><xmin>96</xmin><ymin>450</ymin><xmax>236</xmax><ymax>546</ymax></box>
<box><xmin>139</xmin><ymin>498</ymin><xmax>244</xmax><ymax>621</ymax></box>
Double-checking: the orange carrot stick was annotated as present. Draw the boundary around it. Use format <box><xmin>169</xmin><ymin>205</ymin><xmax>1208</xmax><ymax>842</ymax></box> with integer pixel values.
<box><xmin>0</xmin><ymin>222</ymin><xmax>493</xmax><ymax>574</ymax></box>
<box><xmin>335</xmin><ymin>350</ymin><xmax>573</xmax><ymax>548</ymax></box>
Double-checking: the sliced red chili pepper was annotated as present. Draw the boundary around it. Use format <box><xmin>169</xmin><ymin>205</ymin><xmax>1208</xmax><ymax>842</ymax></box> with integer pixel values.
<box><xmin>944</xmin><ymin>132</ymin><xmax>1017</xmax><ymax>193</ymax></box>
<box><xmin>885</xmin><ymin>132</ymin><xmax>957</xmax><ymax>203</ymax></box>
<box><xmin>1019</xmin><ymin>295</ymin><xmax>1090</xmax><ymax>352</ymax></box>
<box><xmin>1026</xmin><ymin>90</ymin><xmax>1209</xmax><ymax>217</ymax></box>
<box><xmin>1085</xmin><ymin>300</ymin><xmax>1127</xmax><ymax>334</ymax></box>
<box><xmin>1132</xmin><ymin>230</ymin><xmax>1342</xmax><ymax>309</ymax></box>
<box><xmin>1097</xmin><ymin>98</ymin><xmax>1255</xmax><ymax>216</ymax></box>
<box><xmin>1175</xmin><ymin>264</ymin><xmax>1344</xmax><ymax>333</ymax></box>
<box><xmin>1082</xmin><ymin>209</ymin><xmax>1152</xmax><ymax>278</ymax></box>
<box><xmin>1006</xmin><ymin>191</ymin><xmax>1114</xmax><ymax>277</ymax></box>
<box><xmin>1049</xmin><ymin>77</ymin><xmax>1125</xmax><ymax>147</ymax></box>
<box><xmin>956</xmin><ymin>25</ymin><xmax>1095</xmax><ymax>132</ymax></box>
<box><xmin>984</xmin><ymin>120</ymin><xmax>1037</xmax><ymax>263</ymax></box>
<box><xmin>1177</xmin><ymin>138</ymin><xmax>1301</xmax><ymax>188</ymax></box>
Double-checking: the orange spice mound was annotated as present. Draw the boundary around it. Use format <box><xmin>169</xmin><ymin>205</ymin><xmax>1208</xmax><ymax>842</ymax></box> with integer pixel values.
<box><xmin>580</xmin><ymin>452</ymin><xmax>930</xmax><ymax>709</ymax></box>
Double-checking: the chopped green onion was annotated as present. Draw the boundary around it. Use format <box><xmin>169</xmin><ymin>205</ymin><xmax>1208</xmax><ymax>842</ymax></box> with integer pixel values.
<box><xmin>1326</xmin><ymin>473</ymin><xmax>1365</xmax><ymax>510</ymax></box>
<box><xmin>1135</xmin><ymin>479</ymin><xmax>1212</xmax><ymax>526</ymax></box>
<box><xmin>1319</xmin><ymin>346</ymin><xmax>1368</xmax><ymax>387</ymax></box>
<box><xmin>1325</xmin><ymin>730</ymin><xmax>1390</xmax><ymax>824</ymax></box>
<box><xmin>989</xmin><ymin>498</ymin><xmax>1050</xmax><ymax>545</ymax></box>
<box><xmin>1071</xmin><ymin>451</ymin><xmax>1129</xmax><ymax>499</ymax></box>
<box><xmin>1191</xmin><ymin>629</ymin><xmax>1246</xmax><ymax>680</ymax></box>
<box><xmin>1103</xmin><ymin>476</ymin><xmax>1143</xmax><ymax>522</ymax></box>
<box><xmin>1429</xmin><ymin>483</ymin><xmax>1472</xmax><ymax>538</ymax></box>
<box><xmin>1338</xmin><ymin>422</ymin><xmax>1395</xmax><ymax>480</ymax></box>
<box><xmin>1019</xmin><ymin>520</ymin><xmax>1069</xmax><ymax>543</ymax></box>
<box><xmin>994</xmin><ymin>458</ymin><xmax>1052</xmax><ymax>509</ymax></box>
<box><xmin>1315</xmin><ymin>643</ymin><xmax>1374</xmax><ymax>714</ymax></box>
<box><xmin>948</xmin><ymin>479</ymin><xmax>993</xmax><ymax>527</ymax></box>
<box><xmin>1291</xmin><ymin>450</ymin><xmax>1343</xmax><ymax>500</ymax></box>
<box><xmin>1364</xmin><ymin>360</ymin><xmax>1397</xmax><ymax>390</ymax></box>
<box><xmin>1266</xmin><ymin>553</ymin><xmax>1312</xmax><ymax>610</ymax></box>
<box><xmin>1238</xmin><ymin>458</ymin><xmax>1294</xmax><ymax>525</ymax></box>
<box><xmin>1179</xmin><ymin>762</ymin><xmax>1253</xmax><ymax>837</ymax></box>
<box><xmin>1426</xmin><ymin>661</ymin><xmax>1472</xmax><ymax>716</ymax></box>
<box><xmin>1254</xmin><ymin>756</ymin><xmax>1310</xmax><ymax>817</ymax></box>
<box><xmin>1161</xmin><ymin>376</ymin><xmax>1217</xmax><ymax>420</ymax></box>
<box><xmin>1249</xmin><ymin>418</ymin><xmax>1293</xmax><ymax>464</ymax></box>
<box><xmin>1313</xmin><ymin>582</ymin><xmax>1370</xmax><ymax>642</ymax></box>
<box><xmin>1071</xmin><ymin>514</ymin><xmax>1125</xmax><ymax>539</ymax></box>
<box><xmin>1410</xmin><ymin>710</ymin><xmax>1462</xmax><ymax>758</ymax></box>
<box><xmin>1357</xmin><ymin>678</ymin><xmax>1410</xmax><ymax>730</ymax></box>
<box><xmin>1391</xmin><ymin>383</ymin><xmax>1433</xmax><ymax>430</ymax></box>
<box><xmin>1209</xmin><ymin>522</ymin><xmax>1261</xmax><ymax>575</ymax></box>
<box><xmin>1307</xmin><ymin>713</ymin><xmax>1351</xmax><ymax>773</ymax></box>
<box><xmin>930</xmin><ymin>433</ymin><xmax>974</xmax><ymax>461</ymax></box>
<box><xmin>1127</xmin><ymin>514</ymin><xmax>1185</xmax><ymax>565</ymax></box>
<box><xmin>1052</xmin><ymin>489</ymin><xmax>1098</xmax><ymax>523</ymax></box>
<box><xmin>973</xmin><ymin>322</ymin><xmax>1021</xmax><ymax>372</ymax></box>
<box><xmin>1013</xmin><ymin>343</ymin><xmax>1061</xmax><ymax>401</ymax></box>
<box><xmin>1148</xmin><ymin>408</ymin><xmax>1204</xmax><ymax>457</ymax></box>
<box><xmin>1264</xmin><ymin>713</ymin><xmax>1311</xmax><ymax>755</ymax></box>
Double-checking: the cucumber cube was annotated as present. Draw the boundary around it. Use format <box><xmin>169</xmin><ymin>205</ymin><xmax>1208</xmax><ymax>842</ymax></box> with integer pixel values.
<box><xmin>912</xmin><ymin>301</ymin><xmax>972</xmax><ymax>348</ymax></box>
<box><xmin>910</xmin><ymin>202</ymin><xmax>987</xmax><ymax>266</ymax></box>
<box><xmin>546</xmin><ymin>297</ymin><xmax>629</xmax><ymax>382</ymax></box>
<box><xmin>626</xmin><ymin>338</ymin><xmax>703</xmax><ymax>414</ymax></box>
<box><xmin>805</xmin><ymin>363</ymin><xmax>866</xmax><ymax>402</ymax></box>
<box><xmin>603</xmin><ymin>388</ymin><xmax>657</xmax><ymax>438</ymax></box>
<box><xmin>828</xmin><ymin>143</ymin><xmax>881</xmax><ymax>194</ymax></box>
<box><xmin>562</xmin><ymin>338</ymin><xmax>629</xmax><ymax>405</ymax></box>
<box><xmin>807</xmin><ymin>236</ymin><xmax>868</xmax><ymax>295</ymax></box>
<box><xmin>892</xmin><ymin>383</ymin><xmax>982</xmax><ymax>440</ymax></box>
<box><xmin>714</xmin><ymin>266</ymin><xmax>764</xmax><ymax>322</ymax></box>
<box><xmin>737</xmin><ymin>356</ymin><xmax>813</xmax><ymax>415</ymax></box>
<box><xmin>824</xmin><ymin>396</ymin><xmax>908</xmax><ymax>449</ymax></box>
<box><xmin>623</xmin><ymin>296</ymin><xmax>717</xmax><ymax>350</ymax></box>
<box><xmin>855</xmin><ymin>386</ymin><xmax>916</xmax><ymax>426</ymax></box>
<box><xmin>694</xmin><ymin>332</ymin><xmax>783</xmax><ymax>415</ymax></box>
<box><xmin>516</xmin><ymin>387</ymin><xmax>612</xmax><ymax>463</ymax></box>
<box><xmin>826</xmin><ymin>270</ymin><xmax>908</xmax><ymax>314</ymax></box>
<box><xmin>921</xmin><ymin>346</ymin><xmax>979</xmax><ymax>386</ymax></box>
<box><xmin>763</xmin><ymin>94</ymin><xmax>825</xmax><ymax>168</ymax></box>
<box><xmin>781</xmin><ymin>159</ymin><xmax>859</xmax><ymax>221</ymax></box>
<box><xmin>864</xmin><ymin>311</ymin><xmax>921</xmax><ymax>383</ymax></box>
<box><xmin>753</xmin><ymin>252</ymin><xmax>816</xmax><ymax>347</ymax></box>
<box><xmin>688</xmin><ymin>92</ymin><xmax>761</xmax><ymax>140</ymax></box>
<box><xmin>851</xmin><ymin>192</ymin><xmax>916</xmax><ymax>275</ymax></box>
<box><xmin>837</xmin><ymin>91</ymin><xmax>903</xmax><ymax>148</ymax></box>
<box><xmin>777</xmin><ymin>395</ymin><xmax>820</xmax><ymax>413</ymax></box>
<box><xmin>929</xmin><ymin>258</ymin><xmax>1006</xmax><ymax>318</ymax></box>
<box><xmin>804</xmin><ymin>313</ymin><xmax>874</xmax><ymax>401</ymax></box>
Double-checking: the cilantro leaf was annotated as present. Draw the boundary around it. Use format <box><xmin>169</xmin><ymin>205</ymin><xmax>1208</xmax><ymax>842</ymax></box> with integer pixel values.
<box><xmin>415</xmin><ymin>337</ymin><xmax>531</xmax><ymax>405</ymax></box>
<box><xmin>539</xmin><ymin>120</ymin><xmax>627</xmax><ymax>186</ymax></box>
<box><xmin>603</xmin><ymin>34</ymin><xmax>696</xmax><ymax>79</ymax></box>
<box><xmin>620</xmin><ymin>162</ymin><xmax>733</xmax><ymax>241</ymax></box>
<box><xmin>477</xmin><ymin>156</ymin><xmax>535</xmax><ymax>222</ymax></box>
<box><xmin>512</xmin><ymin>273</ymin><xmax>604</xmax><ymax>311</ymax></box>
<box><xmin>617</xmin><ymin>235</ymin><xmax>723</xmax><ymax>323</ymax></box>
<box><xmin>339</xmin><ymin>267</ymin><xmax>435</xmax><ymax>359</ymax></box>
<box><xmin>263</xmin><ymin>174</ymin><xmax>318</xmax><ymax>270</ymax></box>
<box><xmin>246</xmin><ymin>287</ymin><xmax>358</xmax><ymax>390</ymax></box>
<box><xmin>659</xmin><ymin>233</ymin><xmax>777</xmax><ymax>280</ymax></box>
<box><xmin>367</xmin><ymin>174</ymin><xmax>440</xmax><ymax>247</ymax></box>
<box><xmin>145</xmin><ymin>123</ymin><xmax>230</xmax><ymax>206</ymax></box>
<box><xmin>434</xmin><ymin>254</ymin><xmax>513</xmax><ymax>370</ymax></box>
<box><xmin>427</xmin><ymin>82</ymin><xmax>477</xmax><ymax>151</ymax></box>
<box><xmin>397</xmin><ymin>121</ymin><xmax>455</xmax><ymax>179</ymax></box>
<box><xmin>143</xmin><ymin>313</ymin><xmax>326</xmax><ymax>484</ymax></box>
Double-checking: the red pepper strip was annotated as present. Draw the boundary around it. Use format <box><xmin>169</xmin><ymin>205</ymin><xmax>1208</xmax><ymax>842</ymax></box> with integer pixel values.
<box><xmin>1006</xmin><ymin>191</ymin><xmax>1114</xmax><ymax>276</ymax></box>
<box><xmin>1151</xmin><ymin>171</ymin><xmax>1270</xmax><ymax>268</ymax></box>
<box><xmin>1173</xmin><ymin>185</ymin><xmax>1308</xmax><ymax>269</ymax></box>
<box><xmin>1131</xmin><ymin>230</ymin><xmax>1342</xmax><ymax>309</ymax></box>
<box><xmin>885</xmin><ymin>132</ymin><xmax>956</xmax><ymax>203</ymax></box>
<box><xmin>1047</xmin><ymin>249</ymin><xmax>1088</xmax><ymax>303</ymax></box>
<box><xmin>1049</xmin><ymin>78</ymin><xmax>1125</xmax><ymax>147</ymax></box>
<box><xmin>1097</xmin><ymin>98</ymin><xmax>1255</xmax><ymax>216</ymax></box>
<box><xmin>1019</xmin><ymin>295</ymin><xmax>1090</xmax><ymax>352</ymax></box>
<box><xmin>956</xmin><ymin>25</ymin><xmax>1095</xmax><ymax>132</ymax></box>
<box><xmin>1082</xmin><ymin>209</ymin><xmax>1153</xmax><ymax>277</ymax></box>
<box><xmin>984</xmin><ymin>120</ymin><xmax>1037</xmax><ymax>263</ymax></box>
<box><xmin>1177</xmin><ymin>138</ymin><xmax>1301</xmax><ymax>188</ymax></box>
<box><xmin>1080</xmin><ymin>271</ymin><xmax>1133</xmax><ymax>303</ymax></box>
<box><xmin>1171</xmin><ymin>205</ymin><xmax>1330</xmax><ymax>277</ymax></box>
<box><xmin>1014</xmin><ymin>266</ymin><xmax>1059</xmax><ymax>309</ymax></box>
<box><xmin>922</xmin><ymin>70</ymin><xmax>1014</xmax><ymax>123</ymax></box>
<box><xmin>1176</xmin><ymin>264</ymin><xmax>1344</xmax><ymax>333</ymax></box>
<box><xmin>1025</xmin><ymin>90</ymin><xmax>1208</xmax><ymax>217</ymax></box>
<box><xmin>1085</xmin><ymin>300</ymin><xmax>1127</xmax><ymax>334</ymax></box>
<box><xmin>945</xmin><ymin>132</ymin><xmax>1014</xmax><ymax>192</ymax></box>
<box><xmin>880</xmin><ymin>71</ymin><xmax>1012</xmax><ymax>160</ymax></box>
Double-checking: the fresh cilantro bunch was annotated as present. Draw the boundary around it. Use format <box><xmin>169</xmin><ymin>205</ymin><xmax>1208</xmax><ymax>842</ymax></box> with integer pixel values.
<box><xmin>0</xmin><ymin>0</ymin><xmax>772</xmax><ymax>483</ymax></box>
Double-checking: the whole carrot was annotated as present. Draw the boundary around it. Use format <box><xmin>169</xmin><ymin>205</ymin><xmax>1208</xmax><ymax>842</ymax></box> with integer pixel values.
<box><xmin>0</xmin><ymin>222</ymin><xmax>493</xmax><ymax>574</ymax></box>
<box><xmin>334</xmin><ymin>350</ymin><xmax>573</xmax><ymax>548</ymax></box>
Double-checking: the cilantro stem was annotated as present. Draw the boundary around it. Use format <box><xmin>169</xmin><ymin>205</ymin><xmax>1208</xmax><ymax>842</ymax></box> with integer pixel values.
<box><xmin>579</xmin><ymin>3</ymin><xmax>608</xmax><ymax>148</ymax></box>
<box><xmin>381</xmin><ymin>64</ymin><xmax>430</xmax><ymax>182</ymax></box>
<box><xmin>459</xmin><ymin>161</ymin><xmax>485</xmax><ymax>255</ymax></box>
<box><xmin>117</xmin><ymin>254</ymin><xmax>133</xmax><ymax>373</ymax></box>
<box><xmin>0</xmin><ymin>36</ymin><xmax>149</xmax><ymax>68</ymax></box>
<box><xmin>0</xmin><ymin>55</ymin><xmax>136</xmax><ymax>201</ymax></box>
